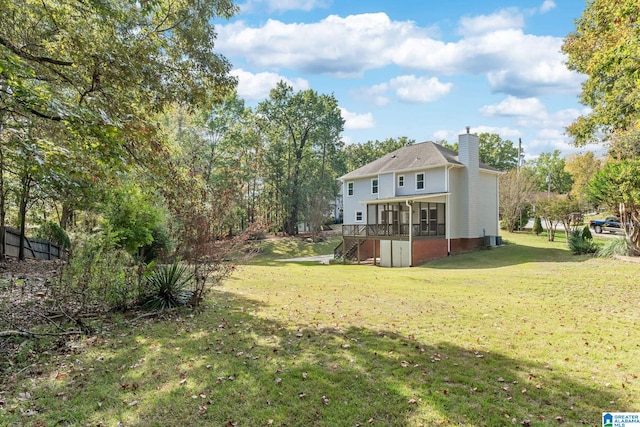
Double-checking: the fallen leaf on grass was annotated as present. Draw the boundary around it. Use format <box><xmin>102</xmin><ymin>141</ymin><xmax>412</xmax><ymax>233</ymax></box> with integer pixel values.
<box><xmin>321</xmin><ymin>395</ymin><xmax>329</xmax><ymax>405</ymax></box>
<box><xmin>408</xmin><ymin>398</ymin><xmax>417</xmax><ymax>404</ymax></box>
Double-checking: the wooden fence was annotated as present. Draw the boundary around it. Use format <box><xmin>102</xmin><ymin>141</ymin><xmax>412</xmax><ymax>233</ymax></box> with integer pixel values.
<box><xmin>2</xmin><ymin>227</ymin><xmax>63</xmax><ymax>260</ymax></box>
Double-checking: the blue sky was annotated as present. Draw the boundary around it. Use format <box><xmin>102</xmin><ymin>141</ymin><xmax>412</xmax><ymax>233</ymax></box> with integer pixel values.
<box><xmin>214</xmin><ymin>0</ymin><xmax>599</xmax><ymax>160</ymax></box>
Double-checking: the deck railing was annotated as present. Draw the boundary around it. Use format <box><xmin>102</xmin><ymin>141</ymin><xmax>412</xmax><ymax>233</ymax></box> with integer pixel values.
<box><xmin>342</xmin><ymin>224</ymin><xmax>445</xmax><ymax>238</ymax></box>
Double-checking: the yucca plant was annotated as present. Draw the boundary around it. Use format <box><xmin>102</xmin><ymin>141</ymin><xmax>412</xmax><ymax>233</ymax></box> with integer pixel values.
<box><xmin>597</xmin><ymin>237</ymin><xmax>631</xmax><ymax>258</ymax></box>
<box><xmin>143</xmin><ymin>264</ymin><xmax>194</xmax><ymax>310</ymax></box>
<box><xmin>567</xmin><ymin>228</ymin><xmax>597</xmax><ymax>255</ymax></box>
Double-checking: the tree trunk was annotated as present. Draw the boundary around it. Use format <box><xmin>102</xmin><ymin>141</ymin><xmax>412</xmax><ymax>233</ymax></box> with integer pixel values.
<box><xmin>60</xmin><ymin>202</ymin><xmax>73</xmax><ymax>230</ymax></box>
<box><xmin>0</xmin><ymin>147</ymin><xmax>5</xmax><ymax>261</ymax></box>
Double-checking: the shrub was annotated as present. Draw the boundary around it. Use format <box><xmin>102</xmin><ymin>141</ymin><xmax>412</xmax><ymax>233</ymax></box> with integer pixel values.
<box><xmin>582</xmin><ymin>224</ymin><xmax>592</xmax><ymax>240</ymax></box>
<box><xmin>35</xmin><ymin>221</ymin><xmax>71</xmax><ymax>249</ymax></box>
<box><xmin>139</xmin><ymin>223</ymin><xmax>174</xmax><ymax>262</ymax></box>
<box><xmin>143</xmin><ymin>264</ymin><xmax>194</xmax><ymax>310</ymax></box>
<box><xmin>59</xmin><ymin>230</ymin><xmax>137</xmax><ymax>312</ymax></box>
<box><xmin>567</xmin><ymin>228</ymin><xmax>597</xmax><ymax>255</ymax></box>
<box><xmin>532</xmin><ymin>216</ymin><xmax>543</xmax><ymax>236</ymax></box>
<box><xmin>597</xmin><ymin>237</ymin><xmax>631</xmax><ymax>258</ymax></box>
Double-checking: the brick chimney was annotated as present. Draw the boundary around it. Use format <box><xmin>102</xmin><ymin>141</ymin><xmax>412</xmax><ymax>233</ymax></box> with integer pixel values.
<box><xmin>458</xmin><ymin>127</ymin><xmax>479</xmax><ymax>238</ymax></box>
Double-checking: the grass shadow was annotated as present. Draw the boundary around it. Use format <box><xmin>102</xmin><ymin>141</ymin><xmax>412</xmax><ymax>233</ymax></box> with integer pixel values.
<box><xmin>2</xmin><ymin>290</ymin><xmax>629</xmax><ymax>426</ymax></box>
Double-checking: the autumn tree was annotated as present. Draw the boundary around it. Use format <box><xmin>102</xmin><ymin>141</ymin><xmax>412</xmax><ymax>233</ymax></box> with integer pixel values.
<box><xmin>588</xmin><ymin>160</ymin><xmax>640</xmax><ymax>255</ymax></box>
<box><xmin>562</xmin><ymin>0</ymin><xmax>640</xmax><ymax>153</ymax></box>
<box><xmin>499</xmin><ymin>168</ymin><xmax>537</xmax><ymax>232</ymax></box>
<box><xmin>258</xmin><ymin>82</ymin><xmax>344</xmax><ymax>235</ymax></box>
<box><xmin>0</xmin><ymin>0</ymin><xmax>238</xmax><ymax>258</ymax></box>
<box><xmin>564</xmin><ymin>152</ymin><xmax>602</xmax><ymax>207</ymax></box>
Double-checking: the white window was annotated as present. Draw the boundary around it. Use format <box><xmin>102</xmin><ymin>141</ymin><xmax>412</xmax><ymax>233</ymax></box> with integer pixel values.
<box><xmin>398</xmin><ymin>175</ymin><xmax>404</xmax><ymax>187</ymax></box>
<box><xmin>371</xmin><ymin>178</ymin><xmax>378</xmax><ymax>194</ymax></box>
<box><xmin>347</xmin><ymin>182</ymin><xmax>354</xmax><ymax>196</ymax></box>
<box><xmin>355</xmin><ymin>211</ymin><xmax>363</xmax><ymax>222</ymax></box>
<box><xmin>416</xmin><ymin>173</ymin><xmax>425</xmax><ymax>190</ymax></box>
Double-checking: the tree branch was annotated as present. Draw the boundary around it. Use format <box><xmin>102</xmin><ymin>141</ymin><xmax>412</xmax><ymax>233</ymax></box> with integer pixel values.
<box><xmin>0</xmin><ymin>35</ymin><xmax>73</xmax><ymax>66</ymax></box>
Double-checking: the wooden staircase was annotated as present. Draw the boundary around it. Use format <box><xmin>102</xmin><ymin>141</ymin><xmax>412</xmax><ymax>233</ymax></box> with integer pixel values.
<box><xmin>334</xmin><ymin>239</ymin><xmax>364</xmax><ymax>260</ymax></box>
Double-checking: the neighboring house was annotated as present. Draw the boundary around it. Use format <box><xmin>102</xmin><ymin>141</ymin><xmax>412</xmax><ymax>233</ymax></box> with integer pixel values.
<box><xmin>337</xmin><ymin>128</ymin><xmax>501</xmax><ymax>267</ymax></box>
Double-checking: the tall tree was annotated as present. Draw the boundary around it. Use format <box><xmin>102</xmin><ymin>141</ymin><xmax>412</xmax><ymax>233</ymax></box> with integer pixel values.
<box><xmin>342</xmin><ymin>137</ymin><xmax>414</xmax><ymax>171</ymax></box>
<box><xmin>0</xmin><ymin>0</ymin><xmax>238</xmax><ymax>258</ymax></box>
<box><xmin>438</xmin><ymin>133</ymin><xmax>519</xmax><ymax>171</ymax></box>
<box><xmin>564</xmin><ymin>152</ymin><xmax>602</xmax><ymax>206</ymax></box>
<box><xmin>588</xmin><ymin>160</ymin><xmax>640</xmax><ymax>254</ymax></box>
<box><xmin>527</xmin><ymin>151</ymin><xmax>573</xmax><ymax>195</ymax></box>
<box><xmin>258</xmin><ymin>82</ymin><xmax>344</xmax><ymax>235</ymax></box>
<box><xmin>499</xmin><ymin>168</ymin><xmax>537</xmax><ymax>232</ymax></box>
<box><xmin>562</xmin><ymin>0</ymin><xmax>640</xmax><ymax>150</ymax></box>
<box><xmin>477</xmin><ymin>133</ymin><xmax>519</xmax><ymax>171</ymax></box>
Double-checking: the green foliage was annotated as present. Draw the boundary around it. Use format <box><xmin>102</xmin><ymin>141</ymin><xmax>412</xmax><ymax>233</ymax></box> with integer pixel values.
<box><xmin>102</xmin><ymin>183</ymin><xmax>163</xmax><ymax>254</ymax></box>
<box><xmin>597</xmin><ymin>237</ymin><xmax>631</xmax><ymax>258</ymax></box>
<box><xmin>588</xmin><ymin>159</ymin><xmax>640</xmax><ymax>254</ymax></box>
<box><xmin>532</xmin><ymin>216</ymin><xmax>543</xmax><ymax>236</ymax></box>
<box><xmin>526</xmin><ymin>150</ymin><xmax>573</xmax><ymax>194</ymax></box>
<box><xmin>258</xmin><ymin>81</ymin><xmax>345</xmax><ymax>235</ymax></box>
<box><xmin>562</xmin><ymin>0</ymin><xmax>640</xmax><ymax>148</ymax></box>
<box><xmin>582</xmin><ymin>224</ymin><xmax>592</xmax><ymax>240</ymax></box>
<box><xmin>61</xmin><ymin>231</ymin><xmax>137</xmax><ymax>311</ymax></box>
<box><xmin>565</xmin><ymin>152</ymin><xmax>602</xmax><ymax>204</ymax></box>
<box><xmin>140</xmin><ymin>223</ymin><xmax>174</xmax><ymax>262</ymax></box>
<box><xmin>477</xmin><ymin>133</ymin><xmax>519</xmax><ymax>171</ymax></box>
<box><xmin>567</xmin><ymin>228</ymin><xmax>597</xmax><ymax>255</ymax></box>
<box><xmin>35</xmin><ymin>221</ymin><xmax>70</xmax><ymax>248</ymax></box>
<box><xmin>143</xmin><ymin>264</ymin><xmax>194</xmax><ymax>310</ymax></box>
<box><xmin>341</xmin><ymin>137</ymin><xmax>414</xmax><ymax>172</ymax></box>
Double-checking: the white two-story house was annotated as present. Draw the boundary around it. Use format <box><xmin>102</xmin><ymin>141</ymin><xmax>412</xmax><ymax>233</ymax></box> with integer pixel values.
<box><xmin>337</xmin><ymin>129</ymin><xmax>501</xmax><ymax>267</ymax></box>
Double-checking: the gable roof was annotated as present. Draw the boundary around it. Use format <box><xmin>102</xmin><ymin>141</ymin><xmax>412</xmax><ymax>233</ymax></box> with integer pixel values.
<box><xmin>339</xmin><ymin>141</ymin><xmax>498</xmax><ymax>181</ymax></box>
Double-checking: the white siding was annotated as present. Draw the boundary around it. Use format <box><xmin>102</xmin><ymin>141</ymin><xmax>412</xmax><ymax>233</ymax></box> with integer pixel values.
<box><xmin>478</xmin><ymin>172</ymin><xmax>499</xmax><ymax>236</ymax></box>
<box><xmin>378</xmin><ymin>173</ymin><xmax>394</xmax><ymax>199</ymax></box>
<box><xmin>396</xmin><ymin>168</ymin><xmax>446</xmax><ymax>196</ymax></box>
<box><xmin>458</xmin><ymin>133</ymin><xmax>479</xmax><ymax>238</ymax></box>
<box><xmin>448</xmin><ymin>168</ymin><xmax>463</xmax><ymax>239</ymax></box>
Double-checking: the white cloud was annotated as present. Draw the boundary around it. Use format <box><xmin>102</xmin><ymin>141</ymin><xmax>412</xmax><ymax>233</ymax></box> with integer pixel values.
<box><xmin>218</xmin><ymin>10</ymin><xmax>583</xmax><ymax>98</ymax></box>
<box><xmin>353</xmin><ymin>75</ymin><xmax>452</xmax><ymax>106</ymax></box>
<box><xmin>339</xmin><ymin>108</ymin><xmax>375</xmax><ymax>130</ymax></box>
<box><xmin>469</xmin><ymin>125</ymin><xmax>522</xmax><ymax>139</ymax></box>
<box><xmin>480</xmin><ymin>96</ymin><xmax>547</xmax><ymax>118</ymax></box>
<box><xmin>217</xmin><ymin>13</ymin><xmax>432</xmax><ymax>76</ymax></box>
<box><xmin>458</xmin><ymin>9</ymin><xmax>524</xmax><ymax>37</ymax></box>
<box><xmin>231</xmin><ymin>69</ymin><xmax>309</xmax><ymax>100</ymax></box>
<box><xmin>539</xmin><ymin>0</ymin><xmax>556</xmax><ymax>13</ymax></box>
<box><xmin>352</xmin><ymin>83</ymin><xmax>391</xmax><ymax>107</ymax></box>
<box><xmin>388</xmin><ymin>76</ymin><xmax>453</xmax><ymax>103</ymax></box>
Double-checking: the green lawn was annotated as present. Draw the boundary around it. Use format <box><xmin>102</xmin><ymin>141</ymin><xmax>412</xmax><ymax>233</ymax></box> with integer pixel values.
<box><xmin>2</xmin><ymin>232</ymin><xmax>639</xmax><ymax>426</ymax></box>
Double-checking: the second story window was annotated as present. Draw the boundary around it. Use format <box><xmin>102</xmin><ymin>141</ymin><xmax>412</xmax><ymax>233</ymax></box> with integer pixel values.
<box><xmin>372</xmin><ymin>178</ymin><xmax>378</xmax><ymax>194</ymax></box>
<box><xmin>398</xmin><ymin>175</ymin><xmax>404</xmax><ymax>187</ymax></box>
<box><xmin>416</xmin><ymin>173</ymin><xmax>425</xmax><ymax>190</ymax></box>
<box><xmin>347</xmin><ymin>182</ymin><xmax>354</xmax><ymax>196</ymax></box>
